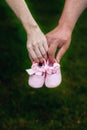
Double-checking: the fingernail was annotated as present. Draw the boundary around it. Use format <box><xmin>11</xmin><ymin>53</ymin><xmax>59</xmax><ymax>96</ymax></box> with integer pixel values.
<box><xmin>35</xmin><ymin>59</ymin><xmax>39</xmax><ymax>63</ymax></box>
<box><xmin>40</xmin><ymin>59</ymin><xmax>44</xmax><ymax>63</ymax></box>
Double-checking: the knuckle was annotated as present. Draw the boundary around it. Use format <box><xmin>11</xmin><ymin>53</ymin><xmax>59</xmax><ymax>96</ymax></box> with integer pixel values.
<box><xmin>62</xmin><ymin>37</ymin><xmax>68</xmax><ymax>43</ymax></box>
<box><xmin>63</xmin><ymin>40</ymin><xmax>67</xmax><ymax>43</ymax></box>
<box><xmin>38</xmin><ymin>55</ymin><xmax>42</xmax><ymax>59</ymax></box>
<box><xmin>43</xmin><ymin>52</ymin><xmax>46</xmax><ymax>56</ymax></box>
<box><xmin>32</xmin><ymin>42</ymin><xmax>37</xmax><ymax>48</ymax></box>
<box><xmin>27</xmin><ymin>44</ymin><xmax>32</xmax><ymax>50</ymax></box>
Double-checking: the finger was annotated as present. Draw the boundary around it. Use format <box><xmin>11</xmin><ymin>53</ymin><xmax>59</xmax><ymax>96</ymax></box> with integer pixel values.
<box><xmin>34</xmin><ymin>47</ymin><xmax>44</xmax><ymax>63</ymax></box>
<box><xmin>39</xmin><ymin>45</ymin><xmax>47</xmax><ymax>59</ymax></box>
<box><xmin>56</xmin><ymin>45</ymin><xmax>68</xmax><ymax>63</ymax></box>
<box><xmin>29</xmin><ymin>48</ymin><xmax>39</xmax><ymax>63</ymax></box>
<box><xmin>48</xmin><ymin>43</ymin><xmax>57</xmax><ymax>63</ymax></box>
<box><xmin>29</xmin><ymin>54</ymin><xmax>33</xmax><ymax>63</ymax></box>
<box><xmin>43</xmin><ymin>42</ymin><xmax>48</xmax><ymax>52</ymax></box>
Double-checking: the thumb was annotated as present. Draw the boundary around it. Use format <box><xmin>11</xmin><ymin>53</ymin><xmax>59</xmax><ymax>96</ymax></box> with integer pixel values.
<box><xmin>56</xmin><ymin>45</ymin><xmax>68</xmax><ymax>63</ymax></box>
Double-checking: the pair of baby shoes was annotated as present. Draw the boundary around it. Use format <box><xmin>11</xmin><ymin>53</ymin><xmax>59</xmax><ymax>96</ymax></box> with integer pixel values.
<box><xmin>26</xmin><ymin>60</ymin><xmax>62</xmax><ymax>88</ymax></box>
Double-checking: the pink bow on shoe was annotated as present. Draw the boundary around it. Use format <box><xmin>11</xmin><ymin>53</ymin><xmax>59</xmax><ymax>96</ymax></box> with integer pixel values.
<box><xmin>26</xmin><ymin>63</ymin><xmax>45</xmax><ymax>76</ymax></box>
<box><xmin>46</xmin><ymin>63</ymin><xmax>60</xmax><ymax>74</ymax></box>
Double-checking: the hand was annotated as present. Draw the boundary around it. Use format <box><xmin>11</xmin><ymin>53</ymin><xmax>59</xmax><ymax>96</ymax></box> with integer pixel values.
<box><xmin>46</xmin><ymin>25</ymin><xmax>72</xmax><ymax>63</ymax></box>
<box><xmin>27</xmin><ymin>26</ymin><xmax>48</xmax><ymax>63</ymax></box>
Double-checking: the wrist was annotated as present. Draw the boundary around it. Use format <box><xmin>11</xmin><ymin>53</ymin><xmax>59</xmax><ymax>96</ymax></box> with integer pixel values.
<box><xmin>23</xmin><ymin>22</ymin><xmax>39</xmax><ymax>35</ymax></box>
<box><xmin>56</xmin><ymin>22</ymin><xmax>72</xmax><ymax>36</ymax></box>
<box><xmin>58</xmin><ymin>19</ymin><xmax>74</xmax><ymax>33</ymax></box>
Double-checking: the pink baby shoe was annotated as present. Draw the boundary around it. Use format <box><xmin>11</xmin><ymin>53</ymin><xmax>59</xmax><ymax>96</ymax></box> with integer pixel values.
<box><xmin>45</xmin><ymin>60</ymin><xmax>62</xmax><ymax>88</ymax></box>
<box><xmin>26</xmin><ymin>62</ymin><xmax>46</xmax><ymax>88</ymax></box>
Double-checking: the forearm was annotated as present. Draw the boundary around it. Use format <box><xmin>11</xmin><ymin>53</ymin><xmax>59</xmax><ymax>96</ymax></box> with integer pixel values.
<box><xmin>58</xmin><ymin>0</ymin><xmax>87</xmax><ymax>31</ymax></box>
<box><xmin>5</xmin><ymin>0</ymin><xmax>38</xmax><ymax>34</ymax></box>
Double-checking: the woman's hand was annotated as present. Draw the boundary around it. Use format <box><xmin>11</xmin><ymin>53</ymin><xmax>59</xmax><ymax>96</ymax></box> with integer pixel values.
<box><xmin>27</xmin><ymin>26</ymin><xmax>48</xmax><ymax>63</ymax></box>
<box><xmin>5</xmin><ymin>0</ymin><xmax>48</xmax><ymax>63</ymax></box>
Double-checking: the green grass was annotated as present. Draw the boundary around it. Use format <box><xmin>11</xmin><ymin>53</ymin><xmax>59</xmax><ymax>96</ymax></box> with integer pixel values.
<box><xmin>0</xmin><ymin>0</ymin><xmax>87</xmax><ymax>130</ymax></box>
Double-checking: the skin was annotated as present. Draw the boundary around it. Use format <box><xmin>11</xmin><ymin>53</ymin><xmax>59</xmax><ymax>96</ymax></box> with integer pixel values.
<box><xmin>46</xmin><ymin>0</ymin><xmax>87</xmax><ymax>63</ymax></box>
<box><xmin>5</xmin><ymin>0</ymin><xmax>87</xmax><ymax>63</ymax></box>
<box><xmin>5</xmin><ymin>0</ymin><xmax>48</xmax><ymax>63</ymax></box>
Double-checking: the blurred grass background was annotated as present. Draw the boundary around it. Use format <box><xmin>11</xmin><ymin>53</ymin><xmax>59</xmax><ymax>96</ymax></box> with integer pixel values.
<box><xmin>0</xmin><ymin>0</ymin><xmax>87</xmax><ymax>130</ymax></box>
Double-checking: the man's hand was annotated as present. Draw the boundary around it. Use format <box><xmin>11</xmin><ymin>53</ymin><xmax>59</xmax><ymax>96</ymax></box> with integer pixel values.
<box><xmin>46</xmin><ymin>0</ymin><xmax>87</xmax><ymax>63</ymax></box>
<box><xmin>46</xmin><ymin>25</ymin><xmax>72</xmax><ymax>63</ymax></box>
<box><xmin>27</xmin><ymin>26</ymin><xmax>48</xmax><ymax>63</ymax></box>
